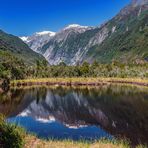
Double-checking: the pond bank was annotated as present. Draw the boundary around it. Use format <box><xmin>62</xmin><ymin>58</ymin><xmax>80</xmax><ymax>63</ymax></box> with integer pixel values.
<box><xmin>11</xmin><ymin>77</ymin><xmax>148</xmax><ymax>87</ymax></box>
<box><xmin>25</xmin><ymin>135</ymin><xmax>131</xmax><ymax>148</ymax></box>
<box><xmin>0</xmin><ymin>115</ymin><xmax>131</xmax><ymax>148</ymax></box>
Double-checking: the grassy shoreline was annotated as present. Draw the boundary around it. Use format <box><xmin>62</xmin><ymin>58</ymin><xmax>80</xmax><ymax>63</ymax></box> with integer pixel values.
<box><xmin>24</xmin><ymin>135</ymin><xmax>131</xmax><ymax>148</ymax></box>
<box><xmin>1</xmin><ymin>115</ymin><xmax>146</xmax><ymax>148</ymax></box>
<box><xmin>0</xmin><ymin>116</ymin><xmax>134</xmax><ymax>148</ymax></box>
<box><xmin>0</xmin><ymin>120</ymin><xmax>144</xmax><ymax>148</ymax></box>
<box><xmin>10</xmin><ymin>77</ymin><xmax>148</xmax><ymax>87</ymax></box>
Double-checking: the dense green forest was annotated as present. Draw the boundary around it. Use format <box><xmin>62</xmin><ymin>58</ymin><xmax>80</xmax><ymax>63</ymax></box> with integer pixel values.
<box><xmin>0</xmin><ymin>50</ymin><xmax>147</xmax><ymax>80</ymax></box>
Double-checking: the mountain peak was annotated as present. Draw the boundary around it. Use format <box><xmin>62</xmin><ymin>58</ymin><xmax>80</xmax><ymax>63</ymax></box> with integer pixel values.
<box><xmin>131</xmin><ymin>0</ymin><xmax>148</xmax><ymax>6</ymax></box>
<box><xmin>64</xmin><ymin>24</ymin><xmax>89</xmax><ymax>30</ymax></box>
<box><xmin>35</xmin><ymin>31</ymin><xmax>56</xmax><ymax>36</ymax></box>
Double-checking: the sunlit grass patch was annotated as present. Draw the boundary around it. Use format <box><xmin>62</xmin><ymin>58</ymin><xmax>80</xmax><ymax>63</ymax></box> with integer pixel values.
<box><xmin>24</xmin><ymin>135</ymin><xmax>130</xmax><ymax>148</ymax></box>
<box><xmin>10</xmin><ymin>77</ymin><xmax>148</xmax><ymax>87</ymax></box>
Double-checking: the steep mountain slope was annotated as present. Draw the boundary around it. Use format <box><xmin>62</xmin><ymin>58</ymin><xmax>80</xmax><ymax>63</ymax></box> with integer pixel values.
<box><xmin>0</xmin><ymin>30</ymin><xmax>45</xmax><ymax>65</ymax></box>
<box><xmin>20</xmin><ymin>0</ymin><xmax>148</xmax><ymax>65</ymax></box>
<box><xmin>86</xmin><ymin>0</ymin><xmax>148</xmax><ymax>63</ymax></box>
<box><xmin>21</xmin><ymin>24</ymin><xmax>93</xmax><ymax>65</ymax></box>
<box><xmin>42</xmin><ymin>24</ymin><xmax>93</xmax><ymax>65</ymax></box>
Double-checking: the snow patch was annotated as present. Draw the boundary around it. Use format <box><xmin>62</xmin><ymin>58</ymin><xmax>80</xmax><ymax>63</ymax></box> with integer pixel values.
<box><xmin>20</xmin><ymin>36</ymin><xmax>29</xmax><ymax>42</ymax></box>
<box><xmin>112</xmin><ymin>26</ymin><xmax>116</xmax><ymax>33</ymax></box>
<box><xmin>35</xmin><ymin>31</ymin><xmax>56</xmax><ymax>36</ymax></box>
<box><xmin>64</xmin><ymin>24</ymin><xmax>88</xmax><ymax>30</ymax></box>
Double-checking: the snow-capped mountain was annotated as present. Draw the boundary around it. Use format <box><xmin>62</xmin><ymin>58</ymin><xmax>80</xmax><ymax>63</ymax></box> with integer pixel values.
<box><xmin>42</xmin><ymin>24</ymin><xmax>106</xmax><ymax>65</ymax></box>
<box><xmin>20</xmin><ymin>0</ymin><xmax>148</xmax><ymax>65</ymax></box>
<box><xmin>20</xmin><ymin>25</ymin><xmax>89</xmax><ymax>54</ymax></box>
<box><xmin>43</xmin><ymin>1</ymin><xmax>148</xmax><ymax>65</ymax></box>
<box><xmin>63</xmin><ymin>24</ymin><xmax>91</xmax><ymax>33</ymax></box>
<box><xmin>20</xmin><ymin>24</ymin><xmax>93</xmax><ymax>63</ymax></box>
<box><xmin>20</xmin><ymin>31</ymin><xmax>56</xmax><ymax>53</ymax></box>
<box><xmin>41</xmin><ymin>24</ymin><xmax>94</xmax><ymax>65</ymax></box>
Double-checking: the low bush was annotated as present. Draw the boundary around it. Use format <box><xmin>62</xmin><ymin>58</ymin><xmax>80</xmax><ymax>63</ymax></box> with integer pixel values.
<box><xmin>0</xmin><ymin>115</ymin><xmax>25</xmax><ymax>148</ymax></box>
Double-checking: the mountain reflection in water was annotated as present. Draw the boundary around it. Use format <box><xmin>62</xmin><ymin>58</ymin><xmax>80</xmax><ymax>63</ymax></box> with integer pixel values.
<box><xmin>0</xmin><ymin>84</ymin><xmax>148</xmax><ymax>145</ymax></box>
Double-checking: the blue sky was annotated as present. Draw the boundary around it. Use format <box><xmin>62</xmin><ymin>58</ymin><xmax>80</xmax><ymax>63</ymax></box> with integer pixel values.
<box><xmin>0</xmin><ymin>0</ymin><xmax>130</xmax><ymax>36</ymax></box>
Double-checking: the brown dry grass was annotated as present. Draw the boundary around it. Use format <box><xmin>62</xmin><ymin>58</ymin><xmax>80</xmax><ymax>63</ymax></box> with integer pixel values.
<box><xmin>24</xmin><ymin>135</ymin><xmax>129</xmax><ymax>148</ymax></box>
<box><xmin>11</xmin><ymin>77</ymin><xmax>148</xmax><ymax>87</ymax></box>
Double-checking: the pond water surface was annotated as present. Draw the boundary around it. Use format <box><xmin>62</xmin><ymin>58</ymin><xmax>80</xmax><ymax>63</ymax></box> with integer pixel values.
<box><xmin>0</xmin><ymin>84</ymin><xmax>148</xmax><ymax>146</ymax></box>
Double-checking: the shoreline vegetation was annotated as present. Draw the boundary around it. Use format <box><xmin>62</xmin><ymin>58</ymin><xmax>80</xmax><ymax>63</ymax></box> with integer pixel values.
<box><xmin>0</xmin><ymin>56</ymin><xmax>148</xmax><ymax>80</ymax></box>
<box><xmin>10</xmin><ymin>77</ymin><xmax>148</xmax><ymax>87</ymax></box>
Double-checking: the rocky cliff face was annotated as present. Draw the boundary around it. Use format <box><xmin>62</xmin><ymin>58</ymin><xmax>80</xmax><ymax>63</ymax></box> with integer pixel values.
<box><xmin>20</xmin><ymin>0</ymin><xmax>148</xmax><ymax>65</ymax></box>
<box><xmin>21</xmin><ymin>24</ymin><xmax>109</xmax><ymax>65</ymax></box>
<box><xmin>42</xmin><ymin>25</ymin><xmax>99</xmax><ymax>65</ymax></box>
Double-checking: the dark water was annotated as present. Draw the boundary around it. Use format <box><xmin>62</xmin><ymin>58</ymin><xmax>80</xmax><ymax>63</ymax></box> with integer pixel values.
<box><xmin>0</xmin><ymin>84</ymin><xmax>148</xmax><ymax>145</ymax></box>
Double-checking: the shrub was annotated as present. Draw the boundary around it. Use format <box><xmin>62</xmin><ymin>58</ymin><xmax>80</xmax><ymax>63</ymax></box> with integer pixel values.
<box><xmin>0</xmin><ymin>115</ymin><xmax>25</xmax><ymax>148</ymax></box>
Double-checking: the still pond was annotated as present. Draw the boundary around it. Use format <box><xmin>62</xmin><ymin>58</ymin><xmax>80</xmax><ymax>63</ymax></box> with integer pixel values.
<box><xmin>0</xmin><ymin>84</ymin><xmax>148</xmax><ymax>146</ymax></box>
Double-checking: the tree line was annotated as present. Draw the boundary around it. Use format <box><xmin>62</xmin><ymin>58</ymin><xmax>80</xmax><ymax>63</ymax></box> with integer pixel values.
<box><xmin>0</xmin><ymin>55</ymin><xmax>147</xmax><ymax>80</ymax></box>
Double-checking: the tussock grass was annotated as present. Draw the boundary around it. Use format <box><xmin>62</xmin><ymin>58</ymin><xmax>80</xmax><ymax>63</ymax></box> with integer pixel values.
<box><xmin>11</xmin><ymin>77</ymin><xmax>148</xmax><ymax>87</ymax></box>
<box><xmin>24</xmin><ymin>135</ymin><xmax>130</xmax><ymax>148</ymax></box>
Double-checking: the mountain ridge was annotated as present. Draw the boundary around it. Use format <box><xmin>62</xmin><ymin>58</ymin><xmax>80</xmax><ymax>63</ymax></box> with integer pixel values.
<box><xmin>0</xmin><ymin>29</ymin><xmax>45</xmax><ymax>65</ymax></box>
<box><xmin>20</xmin><ymin>0</ymin><xmax>148</xmax><ymax>65</ymax></box>
<box><xmin>20</xmin><ymin>31</ymin><xmax>56</xmax><ymax>53</ymax></box>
